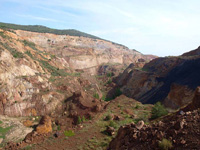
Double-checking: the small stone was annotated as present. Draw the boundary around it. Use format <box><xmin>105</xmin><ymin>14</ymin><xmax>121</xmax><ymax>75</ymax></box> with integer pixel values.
<box><xmin>25</xmin><ymin>139</ymin><xmax>31</xmax><ymax>143</ymax></box>
<box><xmin>179</xmin><ymin>110</ymin><xmax>185</xmax><ymax>115</ymax></box>
<box><xmin>158</xmin><ymin>121</ymin><xmax>164</xmax><ymax>127</ymax></box>
<box><xmin>181</xmin><ymin>139</ymin><xmax>186</xmax><ymax>144</ymax></box>
<box><xmin>0</xmin><ymin>138</ymin><xmax>3</xmax><ymax>144</ymax></box>
<box><xmin>106</xmin><ymin>126</ymin><xmax>115</xmax><ymax>136</ymax></box>
<box><xmin>54</xmin><ymin>131</ymin><xmax>61</xmax><ymax>138</ymax></box>
<box><xmin>186</xmin><ymin>111</ymin><xmax>191</xmax><ymax>115</ymax></box>
<box><xmin>130</xmin><ymin>122</ymin><xmax>136</xmax><ymax>128</ymax></box>
<box><xmin>136</xmin><ymin>121</ymin><xmax>144</xmax><ymax>130</ymax></box>
<box><xmin>132</xmin><ymin>133</ymin><xmax>137</xmax><ymax>139</ymax></box>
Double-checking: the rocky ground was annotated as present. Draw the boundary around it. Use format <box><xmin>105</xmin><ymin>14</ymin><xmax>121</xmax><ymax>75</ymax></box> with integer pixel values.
<box><xmin>109</xmin><ymin>87</ymin><xmax>200</xmax><ymax>150</ymax></box>
<box><xmin>109</xmin><ymin>108</ymin><xmax>200</xmax><ymax>150</ymax></box>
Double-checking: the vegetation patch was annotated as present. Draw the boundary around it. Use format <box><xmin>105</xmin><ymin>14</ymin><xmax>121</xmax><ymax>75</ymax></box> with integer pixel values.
<box><xmin>158</xmin><ymin>138</ymin><xmax>172</xmax><ymax>150</ymax></box>
<box><xmin>0</xmin><ymin>42</ymin><xmax>23</xmax><ymax>58</ymax></box>
<box><xmin>25</xmin><ymin>51</ymin><xmax>33</xmax><ymax>58</ymax></box>
<box><xmin>23</xmin><ymin>40</ymin><xmax>37</xmax><ymax>50</ymax></box>
<box><xmin>0</xmin><ymin>126</ymin><xmax>13</xmax><ymax>139</ymax></box>
<box><xmin>64</xmin><ymin>130</ymin><xmax>75</xmax><ymax>137</ymax></box>
<box><xmin>151</xmin><ymin>102</ymin><xmax>168</xmax><ymax>119</ymax></box>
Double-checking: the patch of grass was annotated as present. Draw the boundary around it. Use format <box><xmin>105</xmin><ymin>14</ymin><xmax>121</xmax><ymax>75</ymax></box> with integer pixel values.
<box><xmin>104</xmin><ymin>114</ymin><xmax>112</xmax><ymax>121</ymax></box>
<box><xmin>82</xmin><ymin>116</ymin><xmax>86</xmax><ymax>122</ymax></box>
<box><xmin>0</xmin><ymin>126</ymin><xmax>13</xmax><ymax>139</ymax></box>
<box><xmin>135</xmin><ymin>104</ymin><xmax>140</xmax><ymax>109</ymax></box>
<box><xmin>151</xmin><ymin>102</ymin><xmax>168</xmax><ymax>119</ymax></box>
<box><xmin>25</xmin><ymin>51</ymin><xmax>33</xmax><ymax>58</ymax></box>
<box><xmin>106</xmin><ymin>72</ymin><xmax>113</xmax><ymax>77</ymax></box>
<box><xmin>93</xmin><ymin>93</ymin><xmax>99</xmax><ymax>99</ymax></box>
<box><xmin>0</xmin><ymin>31</ymin><xmax>9</xmax><ymax>39</ymax></box>
<box><xmin>23</xmin><ymin>40</ymin><xmax>37</xmax><ymax>50</ymax></box>
<box><xmin>109</xmin><ymin>120</ymin><xmax>117</xmax><ymax>129</ymax></box>
<box><xmin>106</xmin><ymin>78</ymin><xmax>112</xmax><ymax>84</ymax></box>
<box><xmin>22</xmin><ymin>144</ymin><xmax>34</xmax><ymax>150</ymax></box>
<box><xmin>49</xmin><ymin>76</ymin><xmax>56</xmax><ymax>82</ymax></box>
<box><xmin>57</xmin><ymin>125</ymin><xmax>61</xmax><ymax>131</ymax></box>
<box><xmin>77</xmin><ymin>116</ymin><xmax>82</xmax><ymax>124</ymax></box>
<box><xmin>50</xmin><ymin>54</ymin><xmax>56</xmax><ymax>59</ymax></box>
<box><xmin>158</xmin><ymin>138</ymin><xmax>172</xmax><ymax>150</ymax></box>
<box><xmin>0</xmin><ymin>42</ymin><xmax>24</xmax><ymax>58</ymax></box>
<box><xmin>38</xmin><ymin>59</ymin><xmax>68</xmax><ymax>76</ymax></box>
<box><xmin>64</xmin><ymin>130</ymin><xmax>75</xmax><ymax>137</ymax></box>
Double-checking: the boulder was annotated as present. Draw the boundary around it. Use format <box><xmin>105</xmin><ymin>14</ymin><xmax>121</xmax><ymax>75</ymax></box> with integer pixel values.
<box><xmin>36</xmin><ymin>116</ymin><xmax>52</xmax><ymax>134</ymax></box>
<box><xmin>23</xmin><ymin>120</ymin><xmax>33</xmax><ymax>127</ymax></box>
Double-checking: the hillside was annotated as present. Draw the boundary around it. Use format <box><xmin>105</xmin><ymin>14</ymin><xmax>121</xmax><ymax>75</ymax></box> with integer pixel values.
<box><xmin>0</xmin><ymin>22</ymin><xmax>101</xmax><ymax>40</ymax></box>
<box><xmin>115</xmin><ymin>46</ymin><xmax>200</xmax><ymax>109</ymax></box>
<box><xmin>0</xmin><ymin>23</ymin><xmax>157</xmax><ymax>148</ymax></box>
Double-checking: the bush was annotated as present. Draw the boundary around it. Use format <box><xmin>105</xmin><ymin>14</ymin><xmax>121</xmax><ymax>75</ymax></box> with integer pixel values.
<box><xmin>25</xmin><ymin>51</ymin><xmax>33</xmax><ymax>58</ymax></box>
<box><xmin>112</xmin><ymin>88</ymin><xmax>122</xmax><ymax>99</ymax></box>
<box><xmin>107</xmin><ymin>72</ymin><xmax>112</xmax><ymax>77</ymax></box>
<box><xmin>104</xmin><ymin>114</ymin><xmax>112</xmax><ymax>121</ymax></box>
<box><xmin>23</xmin><ymin>40</ymin><xmax>37</xmax><ymax>50</ymax></box>
<box><xmin>64</xmin><ymin>130</ymin><xmax>75</xmax><ymax>137</ymax></box>
<box><xmin>158</xmin><ymin>138</ymin><xmax>172</xmax><ymax>150</ymax></box>
<box><xmin>109</xmin><ymin>121</ymin><xmax>118</xmax><ymax>129</ymax></box>
<box><xmin>82</xmin><ymin>116</ymin><xmax>86</xmax><ymax>122</ymax></box>
<box><xmin>106</xmin><ymin>78</ymin><xmax>112</xmax><ymax>84</ymax></box>
<box><xmin>77</xmin><ymin>116</ymin><xmax>82</xmax><ymax>124</ymax></box>
<box><xmin>151</xmin><ymin>102</ymin><xmax>168</xmax><ymax>119</ymax></box>
<box><xmin>93</xmin><ymin>93</ymin><xmax>99</xmax><ymax>99</ymax></box>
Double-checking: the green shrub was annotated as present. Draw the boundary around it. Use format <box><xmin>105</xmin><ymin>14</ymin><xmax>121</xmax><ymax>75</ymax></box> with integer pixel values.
<box><xmin>158</xmin><ymin>138</ymin><xmax>172</xmax><ymax>150</ymax></box>
<box><xmin>23</xmin><ymin>40</ymin><xmax>37</xmax><ymax>50</ymax></box>
<box><xmin>77</xmin><ymin>116</ymin><xmax>82</xmax><ymax>124</ymax></box>
<box><xmin>25</xmin><ymin>51</ymin><xmax>33</xmax><ymax>58</ymax></box>
<box><xmin>93</xmin><ymin>93</ymin><xmax>99</xmax><ymax>99</ymax></box>
<box><xmin>104</xmin><ymin>114</ymin><xmax>112</xmax><ymax>121</ymax></box>
<box><xmin>38</xmin><ymin>60</ymin><xmax>68</xmax><ymax>76</ymax></box>
<box><xmin>0</xmin><ymin>42</ymin><xmax>24</xmax><ymax>58</ymax></box>
<box><xmin>64</xmin><ymin>130</ymin><xmax>75</xmax><ymax>137</ymax></box>
<box><xmin>0</xmin><ymin>31</ymin><xmax>8</xmax><ymax>38</ymax></box>
<box><xmin>109</xmin><ymin>121</ymin><xmax>118</xmax><ymax>129</ymax></box>
<box><xmin>57</xmin><ymin>125</ymin><xmax>61</xmax><ymax>131</ymax></box>
<box><xmin>135</xmin><ymin>104</ymin><xmax>140</xmax><ymax>109</ymax></box>
<box><xmin>82</xmin><ymin>116</ymin><xmax>86</xmax><ymax>122</ymax></box>
<box><xmin>0</xmin><ymin>126</ymin><xmax>13</xmax><ymax>139</ymax></box>
<box><xmin>151</xmin><ymin>102</ymin><xmax>168</xmax><ymax>119</ymax></box>
<box><xmin>107</xmin><ymin>78</ymin><xmax>112</xmax><ymax>84</ymax></box>
<box><xmin>107</xmin><ymin>72</ymin><xmax>112</xmax><ymax>77</ymax></box>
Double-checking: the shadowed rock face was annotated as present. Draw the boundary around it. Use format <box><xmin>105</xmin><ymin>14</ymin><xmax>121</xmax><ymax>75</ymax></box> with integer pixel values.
<box><xmin>182</xmin><ymin>46</ymin><xmax>200</xmax><ymax>56</ymax></box>
<box><xmin>115</xmin><ymin>49</ymin><xmax>200</xmax><ymax>108</ymax></box>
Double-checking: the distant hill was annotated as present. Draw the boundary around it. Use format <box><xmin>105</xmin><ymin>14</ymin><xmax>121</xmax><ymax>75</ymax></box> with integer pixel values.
<box><xmin>0</xmin><ymin>22</ymin><xmax>129</xmax><ymax>48</ymax></box>
<box><xmin>0</xmin><ymin>22</ymin><xmax>100</xmax><ymax>39</ymax></box>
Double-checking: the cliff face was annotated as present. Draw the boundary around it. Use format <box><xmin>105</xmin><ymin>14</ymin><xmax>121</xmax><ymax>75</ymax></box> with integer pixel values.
<box><xmin>16</xmin><ymin>30</ymin><xmax>155</xmax><ymax>72</ymax></box>
<box><xmin>0</xmin><ymin>28</ymin><xmax>154</xmax><ymax>117</ymax></box>
<box><xmin>115</xmin><ymin>46</ymin><xmax>200</xmax><ymax>109</ymax></box>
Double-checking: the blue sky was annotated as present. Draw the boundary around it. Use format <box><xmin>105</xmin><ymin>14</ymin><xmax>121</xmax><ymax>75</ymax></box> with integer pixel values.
<box><xmin>0</xmin><ymin>0</ymin><xmax>200</xmax><ymax>56</ymax></box>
